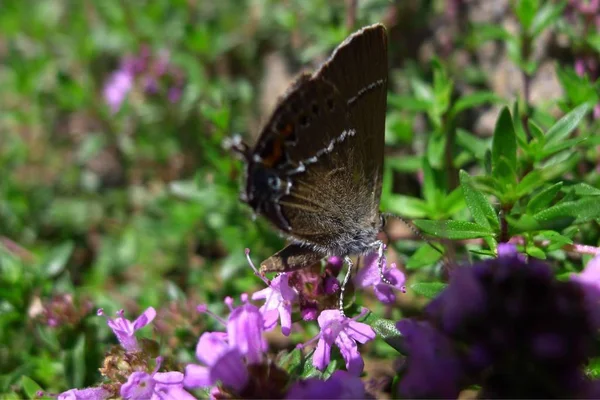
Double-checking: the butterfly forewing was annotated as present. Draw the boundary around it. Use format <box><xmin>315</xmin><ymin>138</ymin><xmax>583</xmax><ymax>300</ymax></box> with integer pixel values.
<box><xmin>243</xmin><ymin>23</ymin><xmax>389</xmax><ymax>270</ymax></box>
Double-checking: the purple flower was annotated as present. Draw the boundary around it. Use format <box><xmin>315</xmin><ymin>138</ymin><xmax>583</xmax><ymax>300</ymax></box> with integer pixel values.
<box><xmin>251</xmin><ymin>273</ymin><xmax>298</xmax><ymax>336</ymax></box>
<box><xmin>102</xmin><ymin>307</ymin><xmax>156</xmax><ymax>352</ymax></box>
<box><xmin>58</xmin><ymin>387</ymin><xmax>110</xmax><ymax>400</ymax></box>
<box><xmin>306</xmin><ymin>309</ymin><xmax>376</xmax><ymax>376</ymax></box>
<box><xmin>226</xmin><ymin>295</ymin><xmax>267</xmax><ymax>364</ymax></box>
<box><xmin>121</xmin><ymin>358</ymin><xmax>194</xmax><ymax>400</ymax></box>
<box><xmin>396</xmin><ymin>319</ymin><xmax>465</xmax><ymax>399</ymax></box>
<box><xmin>354</xmin><ymin>252</ymin><xmax>406</xmax><ymax>304</ymax></box>
<box><xmin>103</xmin><ymin>68</ymin><xmax>134</xmax><ymax>113</ymax></box>
<box><xmin>285</xmin><ymin>370</ymin><xmax>367</xmax><ymax>399</ymax></box>
<box><xmin>184</xmin><ymin>331</ymin><xmax>249</xmax><ymax>392</ymax></box>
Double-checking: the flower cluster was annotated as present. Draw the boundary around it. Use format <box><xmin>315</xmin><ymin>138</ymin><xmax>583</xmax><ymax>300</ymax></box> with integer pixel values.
<box><xmin>56</xmin><ymin>247</ymin><xmax>401</xmax><ymax>399</ymax></box>
<box><xmin>58</xmin><ymin>307</ymin><xmax>194</xmax><ymax>400</ymax></box>
<box><xmin>395</xmin><ymin>244</ymin><xmax>600</xmax><ymax>399</ymax></box>
<box><xmin>103</xmin><ymin>45</ymin><xmax>185</xmax><ymax>113</ymax></box>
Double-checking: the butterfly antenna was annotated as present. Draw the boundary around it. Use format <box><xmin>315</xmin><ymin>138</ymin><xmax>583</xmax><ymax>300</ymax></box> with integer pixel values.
<box><xmin>382</xmin><ymin>212</ymin><xmax>454</xmax><ymax>268</ymax></box>
<box><xmin>223</xmin><ymin>134</ymin><xmax>250</xmax><ymax>161</ymax></box>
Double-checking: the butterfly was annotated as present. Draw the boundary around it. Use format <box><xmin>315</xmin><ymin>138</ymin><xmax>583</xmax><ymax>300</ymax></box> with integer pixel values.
<box><xmin>229</xmin><ymin>24</ymin><xmax>389</xmax><ymax>304</ymax></box>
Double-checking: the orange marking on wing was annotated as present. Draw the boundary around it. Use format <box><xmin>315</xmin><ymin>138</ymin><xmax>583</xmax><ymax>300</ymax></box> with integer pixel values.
<box><xmin>262</xmin><ymin>137</ymin><xmax>284</xmax><ymax>167</ymax></box>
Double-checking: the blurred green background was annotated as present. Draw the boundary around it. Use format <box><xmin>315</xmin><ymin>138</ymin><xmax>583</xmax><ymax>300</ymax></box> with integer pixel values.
<box><xmin>1</xmin><ymin>0</ymin><xmax>599</xmax><ymax>397</ymax></box>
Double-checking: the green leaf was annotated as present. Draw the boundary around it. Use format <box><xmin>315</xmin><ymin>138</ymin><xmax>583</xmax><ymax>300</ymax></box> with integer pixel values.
<box><xmin>536</xmin><ymin>230</ymin><xmax>573</xmax><ymax>252</ymax></box>
<box><xmin>540</xmin><ymin>137</ymin><xmax>587</xmax><ymax>159</ymax></box>
<box><xmin>459</xmin><ymin>170</ymin><xmax>499</xmax><ymax>232</ymax></box>
<box><xmin>527</xmin><ymin>182</ymin><xmax>563</xmax><ymax>214</ymax></box>
<box><xmin>20</xmin><ymin>376</ymin><xmax>43</xmax><ymax>399</ymax></box>
<box><xmin>361</xmin><ymin>313</ymin><xmax>404</xmax><ymax>353</ymax></box>
<box><xmin>413</xmin><ymin>220</ymin><xmax>494</xmax><ymax>239</ymax></box>
<box><xmin>456</xmin><ymin>128</ymin><xmax>491</xmax><ymax>159</ymax></box>
<box><xmin>388</xmin><ymin>94</ymin><xmax>432</xmax><ymax>112</ymax></box>
<box><xmin>422</xmin><ymin>157</ymin><xmax>438</xmax><ymax>206</ymax></box>
<box><xmin>526</xmin><ymin>245</ymin><xmax>546</xmax><ymax>259</ymax></box>
<box><xmin>530</xmin><ymin>1</ymin><xmax>566</xmax><ymax>37</ymax></box>
<box><xmin>515</xmin><ymin>0</ymin><xmax>539</xmax><ymax>30</ymax></box>
<box><xmin>410</xmin><ymin>282</ymin><xmax>447</xmax><ymax>299</ymax></box>
<box><xmin>406</xmin><ymin>244</ymin><xmax>443</xmax><ymax>270</ymax></box>
<box><xmin>534</xmin><ymin>197</ymin><xmax>600</xmax><ymax>225</ymax></box>
<box><xmin>515</xmin><ymin>170</ymin><xmax>546</xmax><ymax>197</ymax></box>
<box><xmin>441</xmin><ymin>186</ymin><xmax>467</xmax><ymax>216</ymax></box>
<box><xmin>492</xmin><ymin>107</ymin><xmax>517</xmax><ymax>179</ymax></box>
<box><xmin>528</xmin><ymin>120</ymin><xmax>545</xmax><ymax>142</ymax></box>
<box><xmin>556</xmin><ymin>67</ymin><xmax>599</xmax><ymax>105</ymax></box>
<box><xmin>42</xmin><ymin>241</ymin><xmax>74</xmax><ymax>278</ymax></box>
<box><xmin>493</xmin><ymin>156</ymin><xmax>518</xmax><ymax>192</ymax></box>
<box><xmin>386</xmin><ymin>195</ymin><xmax>430</xmax><ymax>219</ymax></box>
<box><xmin>570</xmin><ymin>183</ymin><xmax>600</xmax><ymax>196</ymax></box>
<box><xmin>545</xmin><ymin>103</ymin><xmax>591</xmax><ymax>145</ymax></box>
<box><xmin>450</xmin><ymin>91</ymin><xmax>501</xmax><ymax>117</ymax></box>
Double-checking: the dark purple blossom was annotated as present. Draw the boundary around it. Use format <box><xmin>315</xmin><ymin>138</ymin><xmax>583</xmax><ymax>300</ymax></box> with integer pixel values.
<box><xmin>396</xmin><ymin>319</ymin><xmax>464</xmax><ymax>399</ymax></box>
<box><xmin>285</xmin><ymin>370</ymin><xmax>368</xmax><ymax>399</ymax></box>
<box><xmin>354</xmin><ymin>252</ymin><xmax>406</xmax><ymax>304</ymax></box>
<box><xmin>396</xmin><ymin>244</ymin><xmax>600</xmax><ymax>398</ymax></box>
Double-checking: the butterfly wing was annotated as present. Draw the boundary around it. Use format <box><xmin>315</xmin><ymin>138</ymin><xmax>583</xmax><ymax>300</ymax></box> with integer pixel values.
<box><xmin>245</xmin><ymin>23</ymin><xmax>388</xmax><ymax>259</ymax></box>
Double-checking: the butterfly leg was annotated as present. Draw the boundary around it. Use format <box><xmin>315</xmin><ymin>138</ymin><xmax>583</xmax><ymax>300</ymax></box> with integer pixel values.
<box><xmin>339</xmin><ymin>256</ymin><xmax>354</xmax><ymax>316</ymax></box>
<box><xmin>370</xmin><ymin>240</ymin><xmax>391</xmax><ymax>285</ymax></box>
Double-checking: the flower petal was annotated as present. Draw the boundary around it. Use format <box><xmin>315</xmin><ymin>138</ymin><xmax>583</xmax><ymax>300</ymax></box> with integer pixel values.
<box><xmin>346</xmin><ymin>320</ymin><xmax>376</xmax><ymax>344</ymax></box>
<box><xmin>133</xmin><ymin>307</ymin><xmax>157</xmax><ymax>331</ymax></box>
<box><xmin>183</xmin><ymin>364</ymin><xmax>211</xmax><ymax>388</ymax></box>
<box><xmin>313</xmin><ymin>338</ymin><xmax>331</xmax><ymax>371</ymax></box>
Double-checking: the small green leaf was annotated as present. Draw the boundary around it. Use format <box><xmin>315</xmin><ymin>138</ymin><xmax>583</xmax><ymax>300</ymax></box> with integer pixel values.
<box><xmin>515</xmin><ymin>0</ymin><xmax>539</xmax><ymax>30</ymax></box>
<box><xmin>410</xmin><ymin>282</ymin><xmax>447</xmax><ymax>299</ymax></box>
<box><xmin>534</xmin><ymin>197</ymin><xmax>600</xmax><ymax>224</ymax></box>
<box><xmin>528</xmin><ymin>120</ymin><xmax>545</xmax><ymax>142</ymax></box>
<box><xmin>515</xmin><ymin>170</ymin><xmax>546</xmax><ymax>197</ymax></box>
<box><xmin>43</xmin><ymin>241</ymin><xmax>74</xmax><ymax>278</ymax></box>
<box><xmin>570</xmin><ymin>183</ymin><xmax>600</xmax><ymax>196</ymax></box>
<box><xmin>507</xmin><ymin>214</ymin><xmax>542</xmax><ymax>234</ymax></box>
<box><xmin>441</xmin><ymin>186</ymin><xmax>467</xmax><ymax>216</ymax></box>
<box><xmin>361</xmin><ymin>313</ymin><xmax>404</xmax><ymax>353</ymax></box>
<box><xmin>20</xmin><ymin>376</ymin><xmax>43</xmax><ymax>399</ymax></box>
<box><xmin>493</xmin><ymin>156</ymin><xmax>518</xmax><ymax>192</ymax></box>
<box><xmin>536</xmin><ymin>231</ymin><xmax>573</xmax><ymax>252</ymax></box>
<box><xmin>530</xmin><ymin>1</ymin><xmax>567</xmax><ymax>37</ymax></box>
<box><xmin>527</xmin><ymin>182</ymin><xmax>563</xmax><ymax>214</ymax></box>
<box><xmin>492</xmin><ymin>107</ymin><xmax>517</xmax><ymax>179</ymax></box>
<box><xmin>456</xmin><ymin>128</ymin><xmax>491</xmax><ymax>159</ymax></box>
<box><xmin>541</xmin><ymin>137</ymin><xmax>587</xmax><ymax>159</ymax></box>
<box><xmin>450</xmin><ymin>91</ymin><xmax>501</xmax><ymax>117</ymax></box>
<box><xmin>526</xmin><ymin>245</ymin><xmax>546</xmax><ymax>259</ymax></box>
<box><xmin>545</xmin><ymin>103</ymin><xmax>591</xmax><ymax>145</ymax></box>
<box><xmin>413</xmin><ymin>220</ymin><xmax>494</xmax><ymax>239</ymax></box>
<box><xmin>422</xmin><ymin>157</ymin><xmax>438</xmax><ymax>206</ymax></box>
<box><xmin>406</xmin><ymin>244</ymin><xmax>443</xmax><ymax>270</ymax></box>
<box><xmin>459</xmin><ymin>170</ymin><xmax>499</xmax><ymax>232</ymax></box>
<box><xmin>387</xmin><ymin>195</ymin><xmax>430</xmax><ymax>219</ymax></box>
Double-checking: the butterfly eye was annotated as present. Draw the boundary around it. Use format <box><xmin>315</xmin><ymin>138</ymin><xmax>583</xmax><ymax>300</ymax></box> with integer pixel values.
<box><xmin>299</xmin><ymin>115</ymin><xmax>310</xmax><ymax>128</ymax></box>
<box><xmin>267</xmin><ymin>175</ymin><xmax>281</xmax><ymax>190</ymax></box>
